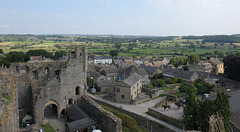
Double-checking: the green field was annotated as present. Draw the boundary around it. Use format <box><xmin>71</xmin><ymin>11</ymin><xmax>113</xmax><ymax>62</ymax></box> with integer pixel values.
<box><xmin>1</xmin><ymin>35</ymin><xmax>240</xmax><ymax>59</ymax></box>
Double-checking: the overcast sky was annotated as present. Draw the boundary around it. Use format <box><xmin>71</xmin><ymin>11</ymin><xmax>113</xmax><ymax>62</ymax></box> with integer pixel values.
<box><xmin>0</xmin><ymin>0</ymin><xmax>240</xmax><ymax>36</ymax></box>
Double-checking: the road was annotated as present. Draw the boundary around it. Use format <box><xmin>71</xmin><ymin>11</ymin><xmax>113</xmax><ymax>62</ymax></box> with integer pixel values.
<box><xmin>88</xmin><ymin>94</ymin><xmax>182</xmax><ymax>132</ymax></box>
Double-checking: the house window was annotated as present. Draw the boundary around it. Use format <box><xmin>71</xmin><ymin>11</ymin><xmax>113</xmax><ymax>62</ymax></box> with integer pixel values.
<box><xmin>121</xmin><ymin>95</ymin><xmax>124</xmax><ymax>99</ymax></box>
<box><xmin>117</xmin><ymin>88</ymin><xmax>120</xmax><ymax>92</ymax></box>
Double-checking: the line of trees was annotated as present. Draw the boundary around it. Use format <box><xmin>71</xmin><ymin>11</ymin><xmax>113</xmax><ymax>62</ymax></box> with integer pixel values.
<box><xmin>0</xmin><ymin>49</ymin><xmax>67</xmax><ymax>68</ymax></box>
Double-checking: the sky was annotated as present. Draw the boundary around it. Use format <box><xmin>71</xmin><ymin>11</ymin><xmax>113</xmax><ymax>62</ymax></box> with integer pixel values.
<box><xmin>0</xmin><ymin>0</ymin><xmax>240</xmax><ymax>36</ymax></box>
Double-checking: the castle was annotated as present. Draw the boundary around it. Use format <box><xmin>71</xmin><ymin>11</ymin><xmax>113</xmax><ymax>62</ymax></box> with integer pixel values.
<box><xmin>0</xmin><ymin>46</ymin><xmax>121</xmax><ymax>132</ymax></box>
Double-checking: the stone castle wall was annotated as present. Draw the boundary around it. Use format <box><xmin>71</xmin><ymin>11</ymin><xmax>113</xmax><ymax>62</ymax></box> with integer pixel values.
<box><xmin>93</xmin><ymin>98</ymin><xmax>174</xmax><ymax>132</ymax></box>
<box><xmin>0</xmin><ymin>68</ymin><xmax>19</xmax><ymax>132</ymax></box>
<box><xmin>79</xmin><ymin>95</ymin><xmax>122</xmax><ymax>132</ymax></box>
<box><xmin>13</xmin><ymin>46</ymin><xmax>88</xmax><ymax>125</ymax></box>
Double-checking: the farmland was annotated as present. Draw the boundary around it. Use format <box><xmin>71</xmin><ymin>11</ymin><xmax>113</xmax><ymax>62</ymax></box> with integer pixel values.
<box><xmin>0</xmin><ymin>35</ymin><xmax>240</xmax><ymax>59</ymax></box>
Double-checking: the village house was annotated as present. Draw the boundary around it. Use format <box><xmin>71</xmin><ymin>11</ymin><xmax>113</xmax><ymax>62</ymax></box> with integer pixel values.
<box><xmin>95</xmin><ymin>80</ymin><xmax>115</xmax><ymax>93</ymax></box>
<box><xmin>139</xmin><ymin>64</ymin><xmax>161</xmax><ymax>76</ymax></box>
<box><xmin>89</xmin><ymin>72</ymin><xmax>106</xmax><ymax>82</ymax></box>
<box><xmin>107</xmin><ymin>73</ymin><xmax>142</xmax><ymax>103</ymax></box>
<box><xmin>93</xmin><ymin>56</ymin><xmax>112</xmax><ymax>65</ymax></box>
<box><xmin>209</xmin><ymin>58</ymin><xmax>224</xmax><ymax>74</ymax></box>
<box><xmin>102</xmin><ymin>67</ymin><xmax>118</xmax><ymax>80</ymax></box>
<box><xmin>120</xmin><ymin>65</ymin><xmax>148</xmax><ymax>85</ymax></box>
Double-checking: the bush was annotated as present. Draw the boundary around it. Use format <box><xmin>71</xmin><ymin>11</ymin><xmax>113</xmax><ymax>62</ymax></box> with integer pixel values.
<box><xmin>170</xmin><ymin>77</ymin><xmax>178</xmax><ymax>84</ymax></box>
<box><xmin>164</xmin><ymin>78</ymin><xmax>171</xmax><ymax>84</ymax></box>
<box><xmin>179</xmin><ymin>82</ymin><xmax>189</xmax><ymax>93</ymax></box>
<box><xmin>156</xmin><ymin>79</ymin><xmax>165</xmax><ymax>87</ymax></box>
<box><xmin>177</xmin><ymin>78</ymin><xmax>185</xmax><ymax>83</ymax></box>
<box><xmin>146</xmin><ymin>84</ymin><xmax>153</xmax><ymax>89</ymax></box>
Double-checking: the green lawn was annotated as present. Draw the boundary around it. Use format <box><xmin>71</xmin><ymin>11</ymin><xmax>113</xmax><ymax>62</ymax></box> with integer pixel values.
<box><xmin>41</xmin><ymin>123</ymin><xmax>55</xmax><ymax>132</ymax></box>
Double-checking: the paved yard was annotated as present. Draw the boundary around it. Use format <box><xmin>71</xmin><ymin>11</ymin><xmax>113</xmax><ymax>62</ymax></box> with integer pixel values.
<box><xmin>152</xmin><ymin>102</ymin><xmax>183</xmax><ymax>120</ymax></box>
<box><xmin>44</xmin><ymin>107</ymin><xmax>67</xmax><ymax>132</ymax></box>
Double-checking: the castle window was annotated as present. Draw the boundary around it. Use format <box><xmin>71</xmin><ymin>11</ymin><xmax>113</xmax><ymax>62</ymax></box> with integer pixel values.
<box><xmin>68</xmin><ymin>99</ymin><xmax>73</xmax><ymax>104</ymax></box>
<box><xmin>75</xmin><ymin>86</ymin><xmax>80</xmax><ymax>95</ymax></box>
<box><xmin>117</xmin><ymin>88</ymin><xmax>120</xmax><ymax>92</ymax></box>
<box><xmin>45</xmin><ymin>67</ymin><xmax>50</xmax><ymax>77</ymax></box>
<box><xmin>55</xmin><ymin>70</ymin><xmax>61</xmax><ymax>76</ymax></box>
<box><xmin>121</xmin><ymin>95</ymin><xmax>124</xmax><ymax>99</ymax></box>
<box><xmin>32</xmin><ymin>70</ymin><xmax>38</xmax><ymax>79</ymax></box>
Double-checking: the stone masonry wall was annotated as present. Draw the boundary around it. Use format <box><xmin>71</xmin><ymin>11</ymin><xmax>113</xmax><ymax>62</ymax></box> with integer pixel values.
<box><xmin>148</xmin><ymin>108</ymin><xmax>183</xmax><ymax>128</ymax></box>
<box><xmin>92</xmin><ymin>98</ymin><xmax>174</xmax><ymax>132</ymax></box>
<box><xmin>0</xmin><ymin>68</ymin><xmax>19</xmax><ymax>132</ymax></box>
<box><xmin>79</xmin><ymin>95</ymin><xmax>122</xmax><ymax>132</ymax></box>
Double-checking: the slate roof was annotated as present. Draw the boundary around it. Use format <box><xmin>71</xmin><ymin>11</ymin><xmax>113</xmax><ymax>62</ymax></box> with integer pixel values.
<box><xmin>123</xmin><ymin>65</ymin><xmax>147</xmax><ymax>76</ymax></box>
<box><xmin>135</xmin><ymin>60</ymin><xmax>143</xmax><ymax>65</ymax></box>
<box><xmin>94</xmin><ymin>56</ymin><xmax>112</xmax><ymax>59</ymax></box>
<box><xmin>163</xmin><ymin>68</ymin><xmax>209</xmax><ymax>80</ymax></box>
<box><xmin>89</xmin><ymin>72</ymin><xmax>103</xmax><ymax>80</ymax></box>
<box><xmin>139</xmin><ymin>64</ymin><xmax>160</xmax><ymax>75</ymax></box>
<box><xmin>87</xmin><ymin>65</ymin><xmax>96</xmax><ymax>73</ymax></box>
<box><xmin>210</xmin><ymin>58</ymin><xmax>223</xmax><ymax>65</ymax></box>
<box><xmin>104</xmin><ymin>67</ymin><xmax>118</xmax><ymax>73</ymax></box>
<box><xmin>121</xmin><ymin>72</ymin><xmax>142</xmax><ymax>87</ymax></box>
<box><xmin>66</xmin><ymin>105</ymin><xmax>86</xmax><ymax>120</ymax></box>
<box><xmin>67</xmin><ymin>118</ymin><xmax>97</xmax><ymax>132</ymax></box>
<box><xmin>96</xmin><ymin>80</ymin><xmax>115</xmax><ymax>87</ymax></box>
<box><xmin>66</xmin><ymin>105</ymin><xmax>97</xmax><ymax>132</ymax></box>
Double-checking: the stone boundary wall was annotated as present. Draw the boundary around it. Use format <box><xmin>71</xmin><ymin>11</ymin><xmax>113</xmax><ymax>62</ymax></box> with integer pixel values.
<box><xmin>147</xmin><ymin>108</ymin><xmax>183</xmax><ymax>128</ymax></box>
<box><xmin>154</xmin><ymin>97</ymin><xmax>167</xmax><ymax>108</ymax></box>
<box><xmin>92</xmin><ymin>98</ymin><xmax>174</xmax><ymax>132</ymax></box>
<box><xmin>131</xmin><ymin>92</ymin><xmax>159</xmax><ymax>104</ymax></box>
<box><xmin>79</xmin><ymin>95</ymin><xmax>122</xmax><ymax>132</ymax></box>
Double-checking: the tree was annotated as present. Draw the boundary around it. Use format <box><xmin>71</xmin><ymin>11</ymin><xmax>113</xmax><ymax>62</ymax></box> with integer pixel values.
<box><xmin>194</xmin><ymin>78</ymin><xmax>214</xmax><ymax>95</ymax></box>
<box><xmin>0</xmin><ymin>49</ymin><xmax>3</xmax><ymax>54</ymax></box>
<box><xmin>188</xmin><ymin>54</ymin><xmax>199</xmax><ymax>64</ymax></box>
<box><xmin>0</xmin><ymin>59</ymin><xmax>10</xmax><ymax>68</ymax></box>
<box><xmin>109</xmin><ymin>49</ymin><xmax>118</xmax><ymax>59</ymax></box>
<box><xmin>156</xmin><ymin>79</ymin><xmax>165</xmax><ymax>87</ymax></box>
<box><xmin>183</xmin><ymin>84</ymin><xmax>198</xmax><ymax>130</ymax></box>
<box><xmin>214</xmin><ymin>92</ymin><xmax>231</xmax><ymax>131</ymax></box>
<box><xmin>183</xmin><ymin>88</ymin><xmax>231</xmax><ymax>131</ymax></box>
<box><xmin>223</xmin><ymin>53</ymin><xmax>240</xmax><ymax>81</ymax></box>
<box><xmin>54</xmin><ymin>50</ymin><xmax>67</xmax><ymax>60</ymax></box>
<box><xmin>170</xmin><ymin>77</ymin><xmax>178</xmax><ymax>84</ymax></box>
<box><xmin>213</xmin><ymin>50</ymin><xmax>218</xmax><ymax>56</ymax></box>
<box><xmin>179</xmin><ymin>82</ymin><xmax>189</xmax><ymax>93</ymax></box>
<box><xmin>87</xmin><ymin>76</ymin><xmax>95</xmax><ymax>89</ymax></box>
<box><xmin>146</xmin><ymin>84</ymin><xmax>153</xmax><ymax>89</ymax></box>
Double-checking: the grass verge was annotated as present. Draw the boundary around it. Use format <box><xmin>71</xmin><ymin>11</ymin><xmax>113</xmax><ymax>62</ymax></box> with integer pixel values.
<box><xmin>99</xmin><ymin>104</ymin><xmax>148</xmax><ymax>132</ymax></box>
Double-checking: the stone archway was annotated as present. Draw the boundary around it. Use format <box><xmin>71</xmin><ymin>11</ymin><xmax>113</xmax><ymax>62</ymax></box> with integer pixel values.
<box><xmin>42</xmin><ymin>99</ymin><xmax>60</xmax><ymax>124</ymax></box>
